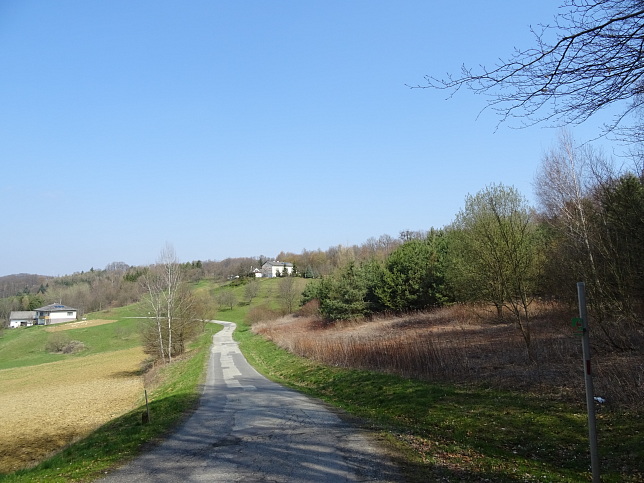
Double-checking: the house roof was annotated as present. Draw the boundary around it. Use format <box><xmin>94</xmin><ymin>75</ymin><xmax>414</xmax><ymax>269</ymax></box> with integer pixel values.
<box><xmin>34</xmin><ymin>303</ymin><xmax>77</xmax><ymax>312</ymax></box>
<box><xmin>9</xmin><ymin>311</ymin><xmax>36</xmax><ymax>320</ymax></box>
<box><xmin>262</xmin><ymin>261</ymin><xmax>293</xmax><ymax>267</ymax></box>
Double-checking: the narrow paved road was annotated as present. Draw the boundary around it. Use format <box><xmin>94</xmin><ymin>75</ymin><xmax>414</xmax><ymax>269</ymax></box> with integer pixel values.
<box><xmin>100</xmin><ymin>321</ymin><xmax>401</xmax><ymax>482</ymax></box>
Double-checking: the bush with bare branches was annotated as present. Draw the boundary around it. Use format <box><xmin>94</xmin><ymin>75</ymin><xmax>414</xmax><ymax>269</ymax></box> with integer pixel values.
<box><xmin>246</xmin><ymin>304</ymin><xmax>281</xmax><ymax>325</ymax></box>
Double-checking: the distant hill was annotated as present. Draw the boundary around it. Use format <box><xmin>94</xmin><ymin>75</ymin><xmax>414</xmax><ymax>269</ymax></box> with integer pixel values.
<box><xmin>0</xmin><ymin>273</ymin><xmax>51</xmax><ymax>298</ymax></box>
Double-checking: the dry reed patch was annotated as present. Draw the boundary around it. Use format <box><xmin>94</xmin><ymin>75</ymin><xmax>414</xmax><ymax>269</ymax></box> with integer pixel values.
<box><xmin>253</xmin><ymin>305</ymin><xmax>643</xmax><ymax>405</ymax></box>
<box><xmin>44</xmin><ymin>319</ymin><xmax>118</xmax><ymax>332</ymax></box>
<box><xmin>0</xmin><ymin>347</ymin><xmax>146</xmax><ymax>473</ymax></box>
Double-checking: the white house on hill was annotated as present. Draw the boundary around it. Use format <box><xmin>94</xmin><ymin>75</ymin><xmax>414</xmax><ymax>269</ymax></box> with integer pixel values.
<box><xmin>8</xmin><ymin>311</ymin><xmax>36</xmax><ymax>328</ymax></box>
<box><xmin>261</xmin><ymin>261</ymin><xmax>294</xmax><ymax>278</ymax></box>
<box><xmin>34</xmin><ymin>303</ymin><xmax>78</xmax><ymax>325</ymax></box>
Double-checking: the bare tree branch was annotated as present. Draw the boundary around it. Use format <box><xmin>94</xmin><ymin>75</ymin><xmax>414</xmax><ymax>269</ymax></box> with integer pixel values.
<box><xmin>419</xmin><ymin>1</ymin><xmax>644</xmax><ymax>135</ymax></box>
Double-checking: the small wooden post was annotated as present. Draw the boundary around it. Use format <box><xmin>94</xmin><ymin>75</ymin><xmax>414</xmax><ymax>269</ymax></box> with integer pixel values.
<box><xmin>142</xmin><ymin>389</ymin><xmax>151</xmax><ymax>424</ymax></box>
<box><xmin>576</xmin><ymin>282</ymin><xmax>600</xmax><ymax>483</ymax></box>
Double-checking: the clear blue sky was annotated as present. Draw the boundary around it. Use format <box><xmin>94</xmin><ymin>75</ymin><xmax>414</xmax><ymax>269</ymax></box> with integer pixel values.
<box><xmin>1</xmin><ymin>1</ymin><xmax>615</xmax><ymax>276</ymax></box>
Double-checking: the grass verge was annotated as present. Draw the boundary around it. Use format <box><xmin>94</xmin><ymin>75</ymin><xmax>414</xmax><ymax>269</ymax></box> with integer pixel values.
<box><xmin>0</xmin><ymin>323</ymin><xmax>222</xmax><ymax>483</ymax></box>
<box><xmin>234</xmin><ymin>321</ymin><xmax>643</xmax><ymax>483</ymax></box>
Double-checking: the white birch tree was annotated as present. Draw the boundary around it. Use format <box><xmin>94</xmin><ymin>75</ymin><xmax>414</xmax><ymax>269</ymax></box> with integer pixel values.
<box><xmin>141</xmin><ymin>244</ymin><xmax>183</xmax><ymax>363</ymax></box>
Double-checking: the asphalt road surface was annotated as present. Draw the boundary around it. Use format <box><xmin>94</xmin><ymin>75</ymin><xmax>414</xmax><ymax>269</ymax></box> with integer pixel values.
<box><xmin>100</xmin><ymin>321</ymin><xmax>402</xmax><ymax>482</ymax></box>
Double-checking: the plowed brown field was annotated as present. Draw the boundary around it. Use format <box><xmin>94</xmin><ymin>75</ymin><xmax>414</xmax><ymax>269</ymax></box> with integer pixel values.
<box><xmin>0</xmin><ymin>347</ymin><xmax>146</xmax><ymax>473</ymax></box>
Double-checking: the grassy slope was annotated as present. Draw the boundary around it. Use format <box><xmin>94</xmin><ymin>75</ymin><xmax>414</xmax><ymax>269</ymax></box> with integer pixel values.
<box><xmin>0</xmin><ymin>319</ymin><xmax>142</xmax><ymax>370</ymax></box>
<box><xmin>208</xmin><ymin>276</ymin><xmax>284</xmax><ymax>320</ymax></box>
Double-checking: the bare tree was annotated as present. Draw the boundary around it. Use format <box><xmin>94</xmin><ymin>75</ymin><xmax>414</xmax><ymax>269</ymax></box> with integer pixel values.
<box><xmin>105</xmin><ymin>261</ymin><xmax>130</xmax><ymax>272</ymax></box>
<box><xmin>141</xmin><ymin>266</ymin><xmax>167</xmax><ymax>363</ymax></box>
<box><xmin>170</xmin><ymin>284</ymin><xmax>207</xmax><ymax>355</ymax></box>
<box><xmin>161</xmin><ymin>245</ymin><xmax>182</xmax><ymax>362</ymax></box>
<box><xmin>536</xmin><ymin>132</ymin><xmax>644</xmax><ymax>347</ymax></box>
<box><xmin>422</xmin><ymin>1</ymin><xmax>644</xmax><ymax>135</ymax></box>
<box><xmin>216</xmin><ymin>290</ymin><xmax>237</xmax><ymax>311</ymax></box>
<box><xmin>0</xmin><ymin>298</ymin><xmax>15</xmax><ymax>326</ymax></box>
<box><xmin>278</xmin><ymin>276</ymin><xmax>304</xmax><ymax>315</ymax></box>
<box><xmin>140</xmin><ymin>244</ymin><xmax>183</xmax><ymax>363</ymax></box>
<box><xmin>244</xmin><ymin>278</ymin><xmax>261</xmax><ymax>304</ymax></box>
<box><xmin>535</xmin><ymin>131</ymin><xmax>622</xmax><ymax>302</ymax></box>
<box><xmin>535</xmin><ymin>131</ymin><xmax>602</xmax><ymax>283</ymax></box>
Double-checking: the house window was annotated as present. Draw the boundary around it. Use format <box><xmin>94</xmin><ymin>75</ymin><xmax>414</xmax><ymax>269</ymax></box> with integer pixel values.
<box><xmin>67</xmin><ymin>311</ymin><xmax>73</xmax><ymax>316</ymax></box>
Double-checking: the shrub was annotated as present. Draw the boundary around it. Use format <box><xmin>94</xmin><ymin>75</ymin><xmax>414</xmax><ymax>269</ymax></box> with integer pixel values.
<box><xmin>45</xmin><ymin>333</ymin><xmax>86</xmax><ymax>354</ymax></box>
<box><xmin>297</xmin><ymin>299</ymin><xmax>320</xmax><ymax>317</ymax></box>
<box><xmin>246</xmin><ymin>304</ymin><xmax>281</xmax><ymax>325</ymax></box>
<box><xmin>45</xmin><ymin>332</ymin><xmax>71</xmax><ymax>353</ymax></box>
<box><xmin>62</xmin><ymin>340</ymin><xmax>86</xmax><ymax>354</ymax></box>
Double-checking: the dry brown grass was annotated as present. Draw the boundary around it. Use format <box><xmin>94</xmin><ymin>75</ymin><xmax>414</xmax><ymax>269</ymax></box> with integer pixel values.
<box><xmin>44</xmin><ymin>319</ymin><xmax>117</xmax><ymax>332</ymax></box>
<box><xmin>253</xmin><ymin>302</ymin><xmax>643</xmax><ymax>407</ymax></box>
<box><xmin>0</xmin><ymin>347</ymin><xmax>146</xmax><ymax>473</ymax></box>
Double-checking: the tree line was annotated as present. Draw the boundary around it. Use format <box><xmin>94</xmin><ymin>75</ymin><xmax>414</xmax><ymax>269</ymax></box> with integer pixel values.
<box><xmin>300</xmin><ymin>131</ymin><xmax>643</xmax><ymax>355</ymax></box>
<box><xmin>0</xmin><ymin>247</ymin><xmax>383</xmax><ymax>323</ymax></box>
<box><xmin>0</xmin><ymin>242</ymin><xmax>393</xmax><ymax>326</ymax></box>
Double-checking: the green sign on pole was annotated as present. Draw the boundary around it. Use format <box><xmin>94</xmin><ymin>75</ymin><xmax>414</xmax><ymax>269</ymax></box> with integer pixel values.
<box><xmin>571</xmin><ymin>317</ymin><xmax>584</xmax><ymax>336</ymax></box>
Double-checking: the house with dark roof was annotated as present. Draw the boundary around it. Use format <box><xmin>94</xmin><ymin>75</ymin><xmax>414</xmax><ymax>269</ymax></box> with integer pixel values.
<box><xmin>34</xmin><ymin>303</ymin><xmax>77</xmax><ymax>325</ymax></box>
